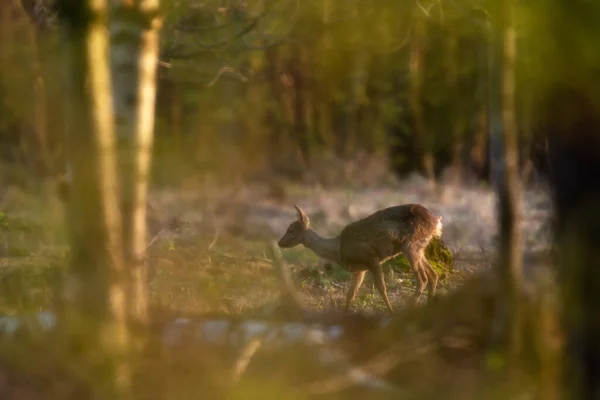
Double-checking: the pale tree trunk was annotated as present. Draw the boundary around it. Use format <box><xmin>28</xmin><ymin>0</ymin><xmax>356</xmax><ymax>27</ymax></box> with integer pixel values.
<box><xmin>109</xmin><ymin>0</ymin><xmax>162</xmax><ymax>325</ymax></box>
<box><xmin>409</xmin><ymin>14</ymin><xmax>435</xmax><ymax>190</ymax></box>
<box><xmin>56</xmin><ymin>0</ymin><xmax>131</xmax><ymax>396</ymax></box>
<box><xmin>489</xmin><ymin>0</ymin><xmax>523</xmax><ymax>370</ymax></box>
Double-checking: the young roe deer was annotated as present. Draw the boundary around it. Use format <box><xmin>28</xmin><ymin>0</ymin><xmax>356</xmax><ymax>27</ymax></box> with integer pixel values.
<box><xmin>278</xmin><ymin>204</ymin><xmax>443</xmax><ymax>313</ymax></box>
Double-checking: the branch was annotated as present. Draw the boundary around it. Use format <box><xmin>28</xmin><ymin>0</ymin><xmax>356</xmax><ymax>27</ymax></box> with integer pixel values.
<box><xmin>230</xmin><ymin>337</ymin><xmax>263</xmax><ymax>384</ymax></box>
<box><xmin>174</xmin><ymin>10</ymin><xmax>267</xmax><ymax>34</ymax></box>
<box><xmin>266</xmin><ymin>240</ymin><xmax>308</xmax><ymax>313</ymax></box>
<box><xmin>205</xmin><ymin>66</ymin><xmax>249</xmax><ymax>87</ymax></box>
<box><xmin>190</xmin><ymin>19</ymin><xmax>259</xmax><ymax>49</ymax></box>
<box><xmin>303</xmin><ymin>334</ymin><xmax>436</xmax><ymax>395</ymax></box>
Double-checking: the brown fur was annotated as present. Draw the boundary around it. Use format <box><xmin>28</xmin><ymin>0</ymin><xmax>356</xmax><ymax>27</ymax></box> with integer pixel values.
<box><xmin>278</xmin><ymin>204</ymin><xmax>443</xmax><ymax>313</ymax></box>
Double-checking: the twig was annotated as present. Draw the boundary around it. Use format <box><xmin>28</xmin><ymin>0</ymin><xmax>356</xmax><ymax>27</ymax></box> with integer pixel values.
<box><xmin>146</xmin><ymin>229</ymin><xmax>166</xmax><ymax>251</ymax></box>
<box><xmin>266</xmin><ymin>240</ymin><xmax>306</xmax><ymax>312</ymax></box>
<box><xmin>230</xmin><ymin>337</ymin><xmax>263</xmax><ymax>384</ymax></box>
<box><xmin>209</xmin><ymin>248</ymin><xmax>273</xmax><ymax>264</ymax></box>
<box><xmin>303</xmin><ymin>335</ymin><xmax>437</xmax><ymax>395</ymax></box>
<box><xmin>207</xmin><ymin>208</ymin><xmax>220</xmax><ymax>264</ymax></box>
<box><xmin>329</xmin><ymin>281</ymin><xmax>345</xmax><ymax>290</ymax></box>
<box><xmin>417</xmin><ymin>0</ymin><xmax>432</xmax><ymax>17</ymax></box>
<box><xmin>206</xmin><ymin>66</ymin><xmax>249</xmax><ymax>87</ymax></box>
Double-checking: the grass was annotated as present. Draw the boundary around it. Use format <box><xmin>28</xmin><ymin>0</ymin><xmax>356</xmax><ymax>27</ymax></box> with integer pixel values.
<box><xmin>0</xmin><ymin>180</ymin><xmax>492</xmax><ymax>399</ymax></box>
<box><xmin>0</xmin><ymin>182</ymin><xmax>467</xmax><ymax>317</ymax></box>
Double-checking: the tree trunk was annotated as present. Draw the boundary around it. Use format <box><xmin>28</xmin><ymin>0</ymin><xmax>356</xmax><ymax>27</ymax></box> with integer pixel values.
<box><xmin>264</xmin><ymin>46</ymin><xmax>283</xmax><ymax>170</ymax></box>
<box><xmin>109</xmin><ymin>0</ymin><xmax>162</xmax><ymax>325</ymax></box>
<box><xmin>409</xmin><ymin>14</ymin><xmax>435</xmax><ymax>189</ymax></box>
<box><xmin>488</xmin><ymin>0</ymin><xmax>523</xmax><ymax>370</ymax></box>
<box><xmin>15</xmin><ymin>0</ymin><xmax>52</xmax><ymax>174</ymax></box>
<box><xmin>545</xmin><ymin>88</ymin><xmax>600</xmax><ymax>400</ymax></box>
<box><xmin>56</xmin><ymin>0</ymin><xmax>131</xmax><ymax>396</ymax></box>
<box><xmin>446</xmin><ymin>29</ymin><xmax>462</xmax><ymax>185</ymax></box>
<box><xmin>537</xmin><ymin>0</ymin><xmax>600</xmax><ymax>396</ymax></box>
<box><xmin>289</xmin><ymin>44</ymin><xmax>310</xmax><ymax>167</ymax></box>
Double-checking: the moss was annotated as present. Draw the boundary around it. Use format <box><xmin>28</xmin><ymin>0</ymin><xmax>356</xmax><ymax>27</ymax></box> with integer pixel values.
<box><xmin>383</xmin><ymin>237</ymin><xmax>455</xmax><ymax>275</ymax></box>
<box><xmin>425</xmin><ymin>237</ymin><xmax>456</xmax><ymax>273</ymax></box>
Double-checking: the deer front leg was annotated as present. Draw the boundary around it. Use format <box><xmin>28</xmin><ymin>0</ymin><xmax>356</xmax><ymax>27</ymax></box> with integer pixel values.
<box><xmin>370</xmin><ymin>264</ymin><xmax>394</xmax><ymax>313</ymax></box>
<box><xmin>344</xmin><ymin>270</ymin><xmax>366</xmax><ymax>313</ymax></box>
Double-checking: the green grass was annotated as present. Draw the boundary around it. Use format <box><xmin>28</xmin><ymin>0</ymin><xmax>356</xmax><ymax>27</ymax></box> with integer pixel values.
<box><xmin>0</xmin><ymin>183</ymin><xmax>539</xmax><ymax>400</ymax></box>
<box><xmin>0</xmin><ymin>189</ymin><xmax>463</xmax><ymax>317</ymax></box>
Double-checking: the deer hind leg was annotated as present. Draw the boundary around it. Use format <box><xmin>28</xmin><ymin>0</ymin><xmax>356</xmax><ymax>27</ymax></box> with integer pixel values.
<box><xmin>404</xmin><ymin>247</ymin><xmax>427</xmax><ymax>307</ymax></box>
<box><xmin>420</xmin><ymin>250</ymin><xmax>439</xmax><ymax>302</ymax></box>
<box><xmin>344</xmin><ymin>270</ymin><xmax>366</xmax><ymax>313</ymax></box>
<box><xmin>370</xmin><ymin>263</ymin><xmax>394</xmax><ymax>313</ymax></box>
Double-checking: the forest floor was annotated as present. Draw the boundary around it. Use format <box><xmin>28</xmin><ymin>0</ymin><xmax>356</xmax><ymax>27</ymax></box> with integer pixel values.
<box><xmin>0</xmin><ymin>169</ymin><xmax>557</xmax><ymax>399</ymax></box>
<box><xmin>0</xmin><ymin>171</ymin><xmax>553</xmax><ymax>316</ymax></box>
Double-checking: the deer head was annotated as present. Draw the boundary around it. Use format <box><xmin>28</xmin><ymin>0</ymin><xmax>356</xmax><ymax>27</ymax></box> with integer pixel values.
<box><xmin>278</xmin><ymin>205</ymin><xmax>310</xmax><ymax>248</ymax></box>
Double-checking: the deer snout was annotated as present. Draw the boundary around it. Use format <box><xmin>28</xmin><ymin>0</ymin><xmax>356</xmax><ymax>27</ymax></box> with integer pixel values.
<box><xmin>278</xmin><ymin>235</ymin><xmax>291</xmax><ymax>248</ymax></box>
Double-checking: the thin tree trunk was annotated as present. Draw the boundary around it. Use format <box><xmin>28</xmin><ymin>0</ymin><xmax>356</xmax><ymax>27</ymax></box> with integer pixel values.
<box><xmin>489</xmin><ymin>0</ymin><xmax>523</xmax><ymax>370</ymax></box>
<box><xmin>409</xmin><ymin>15</ymin><xmax>435</xmax><ymax>189</ymax></box>
<box><xmin>109</xmin><ymin>0</ymin><xmax>161</xmax><ymax>325</ymax></box>
<box><xmin>446</xmin><ymin>30</ymin><xmax>462</xmax><ymax>184</ymax></box>
<box><xmin>264</xmin><ymin>46</ymin><xmax>284</xmax><ymax>170</ymax></box>
<box><xmin>319</xmin><ymin>0</ymin><xmax>335</xmax><ymax>152</ymax></box>
<box><xmin>15</xmin><ymin>0</ymin><xmax>51</xmax><ymax>174</ymax></box>
<box><xmin>56</xmin><ymin>0</ymin><xmax>131</xmax><ymax>396</ymax></box>
<box><xmin>290</xmin><ymin>44</ymin><xmax>310</xmax><ymax>167</ymax></box>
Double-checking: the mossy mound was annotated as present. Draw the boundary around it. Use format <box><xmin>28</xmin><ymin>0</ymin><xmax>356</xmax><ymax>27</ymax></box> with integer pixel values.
<box><xmin>384</xmin><ymin>237</ymin><xmax>455</xmax><ymax>276</ymax></box>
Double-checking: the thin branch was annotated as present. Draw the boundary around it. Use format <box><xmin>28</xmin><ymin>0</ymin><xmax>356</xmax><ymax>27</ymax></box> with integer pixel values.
<box><xmin>173</xmin><ymin>11</ymin><xmax>267</xmax><ymax>34</ymax></box>
<box><xmin>230</xmin><ymin>337</ymin><xmax>263</xmax><ymax>384</ymax></box>
<box><xmin>162</xmin><ymin>19</ymin><xmax>259</xmax><ymax>60</ymax></box>
<box><xmin>191</xmin><ymin>18</ymin><xmax>259</xmax><ymax>49</ymax></box>
<box><xmin>417</xmin><ymin>0</ymin><xmax>432</xmax><ymax>17</ymax></box>
<box><xmin>266</xmin><ymin>240</ymin><xmax>307</xmax><ymax>312</ymax></box>
<box><xmin>303</xmin><ymin>335</ymin><xmax>437</xmax><ymax>395</ymax></box>
<box><xmin>146</xmin><ymin>229</ymin><xmax>165</xmax><ymax>251</ymax></box>
<box><xmin>206</xmin><ymin>66</ymin><xmax>249</xmax><ymax>87</ymax></box>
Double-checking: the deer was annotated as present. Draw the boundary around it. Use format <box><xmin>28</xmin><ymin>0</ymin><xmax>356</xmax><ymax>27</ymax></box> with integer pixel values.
<box><xmin>277</xmin><ymin>204</ymin><xmax>443</xmax><ymax>313</ymax></box>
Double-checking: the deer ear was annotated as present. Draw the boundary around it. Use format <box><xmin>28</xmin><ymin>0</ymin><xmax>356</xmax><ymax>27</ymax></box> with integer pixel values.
<box><xmin>294</xmin><ymin>205</ymin><xmax>310</xmax><ymax>227</ymax></box>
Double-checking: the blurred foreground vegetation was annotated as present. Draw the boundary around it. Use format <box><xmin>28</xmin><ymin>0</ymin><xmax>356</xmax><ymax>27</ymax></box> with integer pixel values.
<box><xmin>0</xmin><ymin>0</ymin><xmax>599</xmax><ymax>399</ymax></box>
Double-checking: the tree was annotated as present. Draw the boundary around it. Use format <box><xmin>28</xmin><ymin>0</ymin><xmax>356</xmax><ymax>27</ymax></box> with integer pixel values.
<box><xmin>487</xmin><ymin>0</ymin><xmax>523</xmax><ymax>371</ymax></box>
<box><xmin>56</xmin><ymin>0</ymin><xmax>131</xmax><ymax>397</ymax></box>
<box><xmin>409</xmin><ymin>10</ymin><xmax>435</xmax><ymax>189</ymax></box>
<box><xmin>109</xmin><ymin>0</ymin><xmax>162</xmax><ymax>326</ymax></box>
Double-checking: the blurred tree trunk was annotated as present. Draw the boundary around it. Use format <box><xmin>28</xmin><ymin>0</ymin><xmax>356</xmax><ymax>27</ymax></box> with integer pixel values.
<box><xmin>56</xmin><ymin>0</ymin><xmax>131</xmax><ymax>396</ymax></box>
<box><xmin>488</xmin><ymin>0</ymin><xmax>523</xmax><ymax>369</ymax></box>
<box><xmin>318</xmin><ymin>0</ymin><xmax>335</xmax><ymax>152</ymax></box>
<box><xmin>409</xmin><ymin>14</ymin><xmax>435</xmax><ymax>188</ymax></box>
<box><xmin>264</xmin><ymin>45</ymin><xmax>285</xmax><ymax>171</ymax></box>
<box><xmin>289</xmin><ymin>43</ymin><xmax>310</xmax><ymax>168</ymax></box>
<box><xmin>469</xmin><ymin>32</ymin><xmax>489</xmax><ymax>182</ymax></box>
<box><xmin>446</xmin><ymin>29</ymin><xmax>463</xmax><ymax>184</ymax></box>
<box><xmin>538</xmin><ymin>0</ymin><xmax>600</xmax><ymax>396</ymax></box>
<box><xmin>14</xmin><ymin>0</ymin><xmax>52</xmax><ymax>174</ymax></box>
<box><xmin>546</xmin><ymin>88</ymin><xmax>600</xmax><ymax>400</ymax></box>
<box><xmin>109</xmin><ymin>0</ymin><xmax>162</xmax><ymax>325</ymax></box>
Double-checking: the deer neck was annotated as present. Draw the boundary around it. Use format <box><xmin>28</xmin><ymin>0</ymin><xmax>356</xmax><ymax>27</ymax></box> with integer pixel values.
<box><xmin>303</xmin><ymin>229</ymin><xmax>340</xmax><ymax>264</ymax></box>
